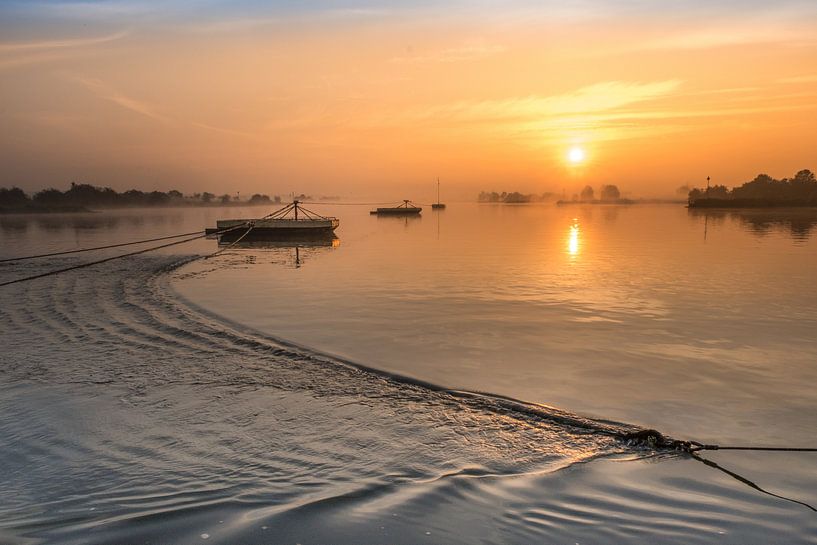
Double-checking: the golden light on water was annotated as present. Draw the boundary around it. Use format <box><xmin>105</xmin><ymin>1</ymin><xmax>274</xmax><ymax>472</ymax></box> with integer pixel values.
<box><xmin>568</xmin><ymin>219</ymin><xmax>580</xmax><ymax>256</ymax></box>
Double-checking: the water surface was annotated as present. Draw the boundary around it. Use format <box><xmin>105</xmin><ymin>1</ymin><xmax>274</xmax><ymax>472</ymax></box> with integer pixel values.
<box><xmin>1</xmin><ymin>204</ymin><xmax>816</xmax><ymax>544</ymax></box>
<box><xmin>179</xmin><ymin>203</ymin><xmax>817</xmax><ymax>444</ymax></box>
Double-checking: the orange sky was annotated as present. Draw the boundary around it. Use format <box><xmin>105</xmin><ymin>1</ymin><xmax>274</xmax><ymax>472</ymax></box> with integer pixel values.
<box><xmin>1</xmin><ymin>2</ymin><xmax>816</xmax><ymax>199</ymax></box>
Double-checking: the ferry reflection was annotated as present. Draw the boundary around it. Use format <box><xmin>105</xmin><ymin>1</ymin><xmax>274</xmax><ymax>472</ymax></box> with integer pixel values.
<box><xmin>688</xmin><ymin>208</ymin><xmax>817</xmax><ymax>241</ymax></box>
<box><xmin>567</xmin><ymin>219</ymin><xmax>580</xmax><ymax>256</ymax></box>
<box><xmin>374</xmin><ymin>214</ymin><xmax>421</xmax><ymax>229</ymax></box>
<box><xmin>212</xmin><ymin>233</ymin><xmax>339</xmax><ymax>268</ymax></box>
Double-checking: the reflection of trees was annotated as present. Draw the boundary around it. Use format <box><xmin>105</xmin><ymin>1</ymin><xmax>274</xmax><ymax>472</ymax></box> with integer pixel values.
<box><xmin>0</xmin><ymin>213</ymin><xmax>184</xmax><ymax>234</ymax></box>
<box><xmin>601</xmin><ymin>206</ymin><xmax>619</xmax><ymax>224</ymax></box>
<box><xmin>688</xmin><ymin>208</ymin><xmax>817</xmax><ymax>240</ymax></box>
<box><xmin>0</xmin><ymin>217</ymin><xmax>29</xmax><ymax>233</ymax></box>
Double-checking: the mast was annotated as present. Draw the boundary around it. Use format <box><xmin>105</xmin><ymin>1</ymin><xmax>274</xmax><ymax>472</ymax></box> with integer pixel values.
<box><xmin>437</xmin><ymin>177</ymin><xmax>440</xmax><ymax>204</ymax></box>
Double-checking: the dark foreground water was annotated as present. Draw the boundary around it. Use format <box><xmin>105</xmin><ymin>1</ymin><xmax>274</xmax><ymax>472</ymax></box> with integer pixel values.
<box><xmin>1</xmin><ymin>205</ymin><xmax>816</xmax><ymax>544</ymax></box>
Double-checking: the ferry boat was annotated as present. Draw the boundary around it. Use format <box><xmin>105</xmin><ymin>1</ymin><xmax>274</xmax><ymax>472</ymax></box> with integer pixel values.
<box><xmin>370</xmin><ymin>200</ymin><xmax>422</xmax><ymax>215</ymax></box>
<box><xmin>207</xmin><ymin>200</ymin><xmax>339</xmax><ymax>238</ymax></box>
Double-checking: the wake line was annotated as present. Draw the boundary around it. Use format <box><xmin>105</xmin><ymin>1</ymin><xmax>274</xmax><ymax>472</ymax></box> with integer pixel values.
<box><xmin>157</xmin><ymin>257</ymin><xmax>647</xmax><ymax>444</ymax></box>
<box><xmin>159</xmin><ymin>256</ymin><xmax>817</xmax><ymax>512</ymax></box>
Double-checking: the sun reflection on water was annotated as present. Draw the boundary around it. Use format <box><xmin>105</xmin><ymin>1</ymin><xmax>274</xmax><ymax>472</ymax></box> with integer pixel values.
<box><xmin>568</xmin><ymin>219</ymin><xmax>580</xmax><ymax>256</ymax></box>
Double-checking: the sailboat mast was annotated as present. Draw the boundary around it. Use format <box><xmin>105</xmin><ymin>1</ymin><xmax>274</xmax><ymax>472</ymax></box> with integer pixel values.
<box><xmin>437</xmin><ymin>177</ymin><xmax>440</xmax><ymax>204</ymax></box>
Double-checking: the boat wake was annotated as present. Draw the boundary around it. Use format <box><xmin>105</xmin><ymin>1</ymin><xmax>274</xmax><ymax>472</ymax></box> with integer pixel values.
<box><xmin>0</xmin><ymin>254</ymin><xmax>669</xmax><ymax>544</ymax></box>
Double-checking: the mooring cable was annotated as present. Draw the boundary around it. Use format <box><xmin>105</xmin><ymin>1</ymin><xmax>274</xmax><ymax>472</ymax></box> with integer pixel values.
<box><xmin>0</xmin><ymin>223</ymin><xmax>249</xmax><ymax>287</ymax></box>
<box><xmin>0</xmin><ymin>230</ymin><xmax>206</xmax><ymax>263</ymax></box>
<box><xmin>203</xmin><ymin>223</ymin><xmax>255</xmax><ymax>260</ymax></box>
<box><xmin>622</xmin><ymin>430</ymin><xmax>817</xmax><ymax>512</ymax></box>
<box><xmin>688</xmin><ymin>442</ymin><xmax>817</xmax><ymax>453</ymax></box>
<box><xmin>690</xmin><ymin>452</ymin><xmax>817</xmax><ymax>512</ymax></box>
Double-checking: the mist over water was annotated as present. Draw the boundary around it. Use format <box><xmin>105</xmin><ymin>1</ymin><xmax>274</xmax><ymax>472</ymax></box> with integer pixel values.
<box><xmin>1</xmin><ymin>204</ymin><xmax>816</xmax><ymax>544</ymax></box>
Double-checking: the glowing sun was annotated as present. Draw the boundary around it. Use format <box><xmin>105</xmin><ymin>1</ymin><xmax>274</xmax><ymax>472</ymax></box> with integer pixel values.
<box><xmin>568</xmin><ymin>146</ymin><xmax>586</xmax><ymax>164</ymax></box>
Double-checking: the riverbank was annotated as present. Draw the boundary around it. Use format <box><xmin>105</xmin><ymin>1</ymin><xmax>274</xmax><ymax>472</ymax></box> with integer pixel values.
<box><xmin>0</xmin><ymin>204</ymin><xmax>92</xmax><ymax>214</ymax></box>
<box><xmin>689</xmin><ymin>198</ymin><xmax>817</xmax><ymax>208</ymax></box>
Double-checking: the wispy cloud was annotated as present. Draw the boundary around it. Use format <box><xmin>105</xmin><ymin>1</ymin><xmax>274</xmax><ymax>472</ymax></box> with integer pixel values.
<box><xmin>0</xmin><ymin>31</ymin><xmax>127</xmax><ymax>53</ymax></box>
<box><xmin>643</xmin><ymin>26</ymin><xmax>815</xmax><ymax>51</ymax></box>
<box><xmin>12</xmin><ymin>1</ymin><xmax>155</xmax><ymax>20</ymax></box>
<box><xmin>778</xmin><ymin>74</ymin><xmax>817</xmax><ymax>84</ymax></box>
<box><xmin>189</xmin><ymin>121</ymin><xmax>259</xmax><ymax>139</ymax></box>
<box><xmin>391</xmin><ymin>44</ymin><xmax>507</xmax><ymax>64</ymax></box>
<box><xmin>74</xmin><ymin>76</ymin><xmax>172</xmax><ymax>124</ymax></box>
<box><xmin>73</xmin><ymin>74</ymin><xmax>261</xmax><ymax>138</ymax></box>
<box><xmin>0</xmin><ymin>31</ymin><xmax>126</xmax><ymax>71</ymax></box>
<box><xmin>412</xmin><ymin>80</ymin><xmax>683</xmax><ymax>122</ymax></box>
<box><xmin>0</xmin><ymin>51</ymin><xmax>73</xmax><ymax>71</ymax></box>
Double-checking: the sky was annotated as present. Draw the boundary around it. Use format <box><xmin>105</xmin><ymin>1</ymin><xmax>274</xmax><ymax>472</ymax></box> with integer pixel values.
<box><xmin>1</xmin><ymin>0</ymin><xmax>816</xmax><ymax>199</ymax></box>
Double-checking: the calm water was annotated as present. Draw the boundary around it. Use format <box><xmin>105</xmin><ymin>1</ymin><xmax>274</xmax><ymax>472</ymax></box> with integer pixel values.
<box><xmin>1</xmin><ymin>204</ymin><xmax>816</xmax><ymax>544</ymax></box>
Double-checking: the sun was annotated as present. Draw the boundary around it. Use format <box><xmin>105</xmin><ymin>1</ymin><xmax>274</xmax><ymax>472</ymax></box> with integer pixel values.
<box><xmin>568</xmin><ymin>146</ymin><xmax>586</xmax><ymax>164</ymax></box>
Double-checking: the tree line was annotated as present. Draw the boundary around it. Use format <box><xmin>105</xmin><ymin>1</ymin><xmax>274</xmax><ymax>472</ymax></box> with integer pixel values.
<box><xmin>477</xmin><ymin>191</ymin><xmax>558</xmax><ymax>203</ymax></box>
<box><xmin>0</xmin><ymin>183</ymin><xmax>284</xmax><ymax>212</ymax></box>
<box><xmin>575</xmin><ymin>184</ymin><xmax>622</xmax><ymax>202</ymax></box>
<box><xmin>688</xmin><ymin>170</ymin><xmax>816</xmax><ymax>206</ymax></box>
<box><xmin>478</xmin><ymin>184</ymin><xmax>627</xmax><ymax>204</ymax></box>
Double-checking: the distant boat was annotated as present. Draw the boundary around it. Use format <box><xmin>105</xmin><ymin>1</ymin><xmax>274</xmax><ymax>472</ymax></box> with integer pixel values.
<box><xmin>432</xmin><ymin>178</ymin><xmax>446</xmax><ymax>209</ymax></box>
<box><xmin>371</xmin><ymin>200</ymin><xmax>422</xmax><ymax>215</ymax></box>
<box><xmin>207</xmin><ymin>200</ymin><xmax>339</xmax><ymax>238</ymax></box>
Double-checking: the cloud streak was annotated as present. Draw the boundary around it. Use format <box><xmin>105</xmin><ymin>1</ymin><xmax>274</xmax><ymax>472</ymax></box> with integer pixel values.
<box><xmin>412</xmin><ymin>80</ymin><xmax>683</xmax><ymax>122</ymax></box>
<box><xmin>0</xmin><ymin>31</ymin><xmax>127</xmax><ymax>53</ymax></box>
<box><xmin>390</xmin><ymin>44</ymin><xmax>508</xmax><ymax>64</ymax></box>
<box><xmin>0</xmin><ymin>31</ymin><xmax>127</xmax><ymax>71</ymax></box>
<box><xmin>74</xmin><ymin>76</ymin><xmax>172</xmax><ymax>124</ymax></box>
<box><xmin>73</xmin><ymin>75</ymin><xmax>261</xmax><ymax>139</ymax></box>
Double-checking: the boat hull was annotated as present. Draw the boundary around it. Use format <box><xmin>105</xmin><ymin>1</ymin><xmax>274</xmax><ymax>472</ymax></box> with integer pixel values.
<box><xmin>371</xmin><ymin>207</ymin><xmax>422</xmax><ymax>215</ymax></box>
<box><xmin>207</xmin><ymin>218</ymin><xmax>339</xmax><ymax>236</ymax></box>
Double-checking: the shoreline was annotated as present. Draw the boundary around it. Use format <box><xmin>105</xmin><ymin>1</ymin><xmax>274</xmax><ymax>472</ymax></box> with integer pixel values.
<box><xmin>689</xmin><ymin>198</ymin><xmax>817</xmax><ymax>209</ymax></box>
<box><xmin>0</xmin><ymin>202</ymin><xmax>284</xmax><ymax>215</ymax></box>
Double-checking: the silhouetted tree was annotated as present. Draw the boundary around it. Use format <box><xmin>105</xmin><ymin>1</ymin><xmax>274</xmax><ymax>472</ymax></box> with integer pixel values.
<box><xmin>147</xmin><ymin>191</ymin><xmax>170</xmax><ymax>205</ymax></box>
<box><xmin>707</xmin><ymin>184</ymin><xmax>730</xmax><ymax>199</ymax></box>
<box><xmin>33</xmin><ymin>188</ymin><xmax>66</xmax><ymax>205</ymax></box>
<box><xmin>248</xmin><ymin>194</ymin><xmax>272</xmax><ymax>204</ymax></box>
<box><xmin>219</xmin><ymin>194</ymin><xmax>232</xmax><ymax>204</ymax></box>
<box><xmin>688</xmin><ymin>169</ymin><xmax>817</xmax><ymax>206</ymax></box>
<box><xmin>580</xmin><ymin>185</ymin><xmax>594</xmax><ymax>201</ymax></box>
<box><xmin>0</xmin><ymin>187</ymin><xmax>31</xmax><ymax>207</ymax></box>
<box><xmin>504</xmin><ymin>192</ymin><xmax>529</xmax><ymax>203</ymax></box>
<box><xmin>600</xmin><ymin>184</ymin><xmax>620</xmax><ymax>201</ymax></box>
<box><xmin>1</xmin><ymin>183</ymin><xmax>260</xmax><ymax>210</ymax></box>
<box><xmin>122</xmin><ymin>189</ymin><xmax>146</xmax><ymax>205</ymax></box>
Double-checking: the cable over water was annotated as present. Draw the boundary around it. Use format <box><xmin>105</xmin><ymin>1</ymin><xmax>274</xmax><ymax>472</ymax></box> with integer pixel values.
<box><xmin>0</xmin><ymin>230</ymin><xmax>206</xmax><ymax>263</ymax></box>
<box><xmin>0</xmin><ymin>223</ymin><xmax>249</xmax><ymax>287</ymax></box>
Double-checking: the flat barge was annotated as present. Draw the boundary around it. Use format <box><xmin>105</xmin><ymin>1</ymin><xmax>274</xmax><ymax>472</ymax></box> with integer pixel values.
<box><xmin>207</xmin><ymin>200</ymin><xmax>339</xmax><ymax>238</ymax></box>
<box><xmin>370</xmin><ymin>200</ymin><xmax>422</xmax><ymax>215</ymax></box>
